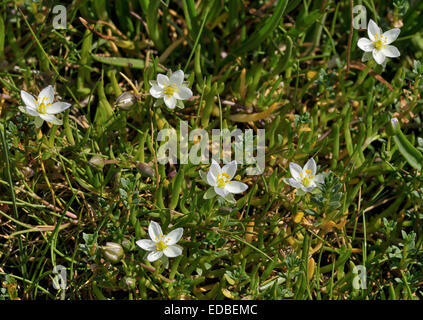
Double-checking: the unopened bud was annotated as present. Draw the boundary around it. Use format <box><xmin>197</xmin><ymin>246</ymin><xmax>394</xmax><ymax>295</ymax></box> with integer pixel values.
<box><xmin>111</xmin><ymin>171</ymin><xmax>121</xmax><ymax>190</ymax></box>
<box><xmin>387</xmin><ymin>117</ymin><xmax>400</xmax><ymax>136</ymax></box>
<box><xmin>391</xmin><ymin>118</ymin><xmax>399</xmax><ymax>130</ymax></box>
<box><xmin>101</xmin><ymin>242</ymin><xmax>124</xmax><ymax>263</ymax></box>
<box><xmin>115</xmin><ymin>92</ymin><xmax>136</xmax><ymax>111</ymax></box>
<box><xmin>218</xmin><ymin>207</ymin><xmax>233</xmax><ymax>215</ymax></box>
<box><xmin>136</xmin><ymin>162</ymin><xmax>155</xmax><ymax>177</ymax></box>
<box><xmin>89</xmin><ymin>155</ymin><xmax>105</xmax><ymax>170</ymax></box>
<box><xmin>121</xmin><ymin>239</ymin><xmax>131</xmax><ymax>250</ymax></box>
<box><xmin>20</xmin><ymin>166</ymin><xmax>34</xmax><ymax>179</ymax></box>
<box><xmin>121</xmin><ymin>276</ymin><xmax>136</xmax><ymax>290</ymax></box>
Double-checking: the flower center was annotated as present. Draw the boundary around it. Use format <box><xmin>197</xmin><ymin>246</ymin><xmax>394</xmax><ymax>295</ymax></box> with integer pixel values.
<box><xmin>374</xmin><ymin>39</ymin><xmax>383</xmax><ymax>50</ymax></box>
<box><xmin>216</xmin><ymin>172</ymin><xmax>232</xmax><ymax>189</ymax></box>
<box><xmin>37</xmin><ymin>102</ymin><xmax>47</xmax><ymax>114</ymax></box>
<box><xmin>156</xmin><ymin>240</ymin><xmax>168</xmax><ymax>251</ymax></box>
<box><xmin>301</xmin><ymin>176</ymin><xmax>311</xmax><ymax>187</ymax></box>
<box><xmin>299</xmin><ymin>171</ymin><xmax>314</xmax><ymax>187</ymax></box>
<box><xmin>163</xmin><ymin>83</ymin><xmax>178</xmax><ymax>97</ymax></box>
<box><xmin>372</xmin><ymin>33</ymin><xmax>386</xmax><ymax>51</ymax></box>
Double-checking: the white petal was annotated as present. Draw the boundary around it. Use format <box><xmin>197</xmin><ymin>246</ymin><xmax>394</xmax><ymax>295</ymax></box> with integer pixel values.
<box><xmin>40</xmin><ymin>114</ymin><xmax>62</xmax><ymax>125</ymax></box>
<box><xmin>147</xmin><ymin>250</ymin><xmax>163</xmax><ymax>262</ymax></box>
<box><xmin>289</xmin><ymin>162</ymin><xmax>303</xmax><ymax>181</ymax></box>
<box><xmin>287</xmin><ymin>178</ymin><xmax>303</xmax><ymax>189</ymax></box>
<box><xmin>157</xmin><ymin>74</ymin><xmax>169</xmax><ymax>87</ymax></box>
<box><xmin>382</xmin><ymin>45</ymin><xmax>400</xmax><ymax>58</ymax></box>
<box><xmin>225</xmin><ymin>181</ymin><xmax>248</xmax><ymax>194</ymax></box>
<box><xmin>214</xmin><ymin>186</ymin><xmax>228</xmax><ymax>198</ymax></box>
<box><xmin>164</xmin><ymin>95</ymin><xmax>177</xmax><ymax>109</ymax></box>
<box><xmin>38</xmin><ymin>85</ymin><xmax>55</xmax><ymax>104</ymax></box>
<box><xmin>304</xmin><ymin>158</ymin><xmax>317</xmax><ymax>176</ymax></box>
<box><xmin>207</xmin><ymin>170</ymin><xmax>217</xmax><ymax>186</ymax></box>
<box><xmin>21</xmin><ymin>90</ymin><xmax>37</xmax><ymax>109</ymax></box>
<box><xmin>222</xmin><ymin>160</ymin><xmax>237</xmax><ymax>180</ymax></box>
<box><xmin>383</xmin><ymin>28</ymin><xmax>400</xmax><ymax>44</ymax></box>
<box><xmin>169</xmin><ymin>70</ymin><xmax>184</xmax><ymax>85</ymax></box>
<box><xmin>136</xmin><ymin>239</ymin><xmax>156</xmax><ymax>251</ymax></box>
<box><xmin>163</xmin><ymin>245</ymin><xmax>183</xmax><ymax>258</ymax></box>
<box><xmin>148</xmin><ymin>221</ymin><xmax>163</xmax><ymax>243</ymax></box>
<box><xmin>174</xmin><ymin>86</ymin><xmax>192</xmax><ymax>100</ymax></box>
<box><xmin>367</xmin><ymin>19</ymin><xmax>381</xmax><ymax>41</ymax></box>
<box><xmin>372</xmin><ymin>49</ymin><xmax>386</xmax><ymax>65</ymax></box>
<box><xmin>357</xmin><ymin>38</ymin><xmax>374</xmax><ymax>52</ymax></box>
<box><xmin>164</xmin><ymin>228</ymin><xmax>183</xmax><ymax>245</ymax></box>
<box><xmin>150</xmin><ymin>84</ymin><xmax>164</xmax><ymax>98</ymax></box>
<box><xmin>211</xmin><ymin>159</ymin><xmax>222</xmax><ymax>173</ymax></box>
<box><xmin>46</xmin><ymin>102</ymin><xmax>71</xmax><ymax>114</ymax></box>
<box><xmin>207</xmin><ymin>160</ymin><xmax>221</xmax><ymax>186</ymax></box>
<box><xmin>26</xmin><ymin>106</ymin><xmax>40</xmax><ymax>117</ymax></box>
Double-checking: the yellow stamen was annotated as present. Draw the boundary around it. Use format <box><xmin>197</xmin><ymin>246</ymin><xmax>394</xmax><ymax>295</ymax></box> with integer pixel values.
<box><xmin>163</xmin><ymin>83</ymin><xmax>179</xmax><ymax>97</ymax></box>
<box><xmin>372</xmin><ymin>34</ymin><xmax>386</xmax><ymax>51</ymax></box>
<box><xmin>374</xmin><ymin>39</ymin><xmax>383</xmax><ymax>50</ymax></box>
<box><xmin>156</xmin><ymin>240</ymin><xmax>167</xmax><ymax>251</ymax></box>
<box><xmin>301</xmin><ymin>177</ymin><xmax>311</xmax><ymax>187</ymax></box>
<box><xmin>216</xmin><ymin>172</ymin><xmax>232</xmax><ymax>189</ymax></box>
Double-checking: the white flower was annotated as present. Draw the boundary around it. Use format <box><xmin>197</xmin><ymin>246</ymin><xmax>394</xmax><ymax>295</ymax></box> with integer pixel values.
<box><xmin>136</xmin><ymin>221</ymin><xmax>183</xmax><ymax>262</ymax></box>
<box><xmin>357</xmin><ymin>19</ymin><xmax>400</xmax><ymax>65</ymax></box>
<box><xmin>19</xmin><ymin>85</ymin><xmax>71</xmax><ymax>127</ymax></box>
<box><xmin>149</xmin><ymin>70</ymin><xmax>193</xmax><ymax>109</ymax></box>
<box><xmin>207</xmin><ymin>159</ymin><xmax>248</xmax><ymax>198</ymax></box>
<box><xmin>285</xmin><ymin>158</ymin><xmax>324</xmax><ymax>193</ymax></box>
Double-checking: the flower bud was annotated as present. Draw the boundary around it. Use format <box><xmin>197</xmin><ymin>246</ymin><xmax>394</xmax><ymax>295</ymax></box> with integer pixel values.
<box><xmin>121</xmin><ymin>239</ymin><xmax>131</xmax><ymax>251</ymax></box>
<box><xmin>115</xmin><ymin>92</ymin><xmax>136</xmax><ymax>111</ymax></box>
<box><xmin>218</xmin><ymin>207</ymin><xmax>233</xmax><ymax>215</ymax></box>
<box><xmin>136</xmin><ymin>162</ymin><xmax>155</xmax><ymax>177</ymax></box>
<box><xmin>89</xmin><ymin>155</ymin><xmax>105</xmax><ymax>170</ymax></box>
<box><xmin>111</xmin><ymin>171</ymin><xmax>121</xmax><ymax>190</ymax></box>
<box><xmin>101</xmin><ymin>242</ymin><xmax>124</xmax><ymax>263</ymax></box>
<box><xmin>20</xmin><ymin>166</ymin><xmax>34</xmax><ymax>179</ymax></box>
<box><xmin>386</xmin><ymin>117</ymin><xmax>400</xmax><ymax>136</ymax></box>
<box><xmin>121</xmin><ymin>276</ymin><xmax>136</xmax><ymax>290</ymax></box>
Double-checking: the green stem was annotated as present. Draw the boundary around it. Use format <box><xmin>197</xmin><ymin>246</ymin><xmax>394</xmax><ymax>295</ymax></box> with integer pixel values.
<box><xmin>0</xmin><ymin>124</ymin><xmax>28</xmax><ymax>279</ymax></box>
